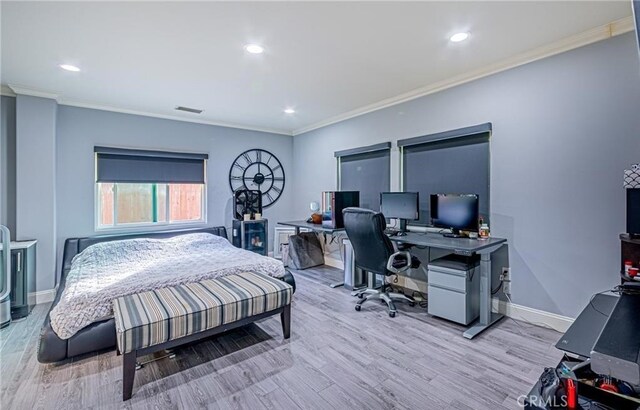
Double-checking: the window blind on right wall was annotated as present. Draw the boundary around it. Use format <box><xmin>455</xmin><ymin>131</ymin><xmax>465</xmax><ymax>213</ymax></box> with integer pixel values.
<box><xmin>399</xmin><ymin>123</ymin><xmax>491</xmax><ymax>225</ymax></box>
<box><xmin>336</xmin><ymin>142</ymin><xmax>391</xmax><ymax>212</ymax></box>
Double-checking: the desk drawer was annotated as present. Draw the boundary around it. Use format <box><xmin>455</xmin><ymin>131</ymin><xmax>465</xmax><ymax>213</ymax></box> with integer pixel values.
<box><xmin>428</xmin><ymin>269</ymin><xmax>469</xmax><ymax>293</ymax></box>
<box><xmin>428</xmin><ymin>285</ymin><xmax>477</xmax><ymax>325</ymax></box>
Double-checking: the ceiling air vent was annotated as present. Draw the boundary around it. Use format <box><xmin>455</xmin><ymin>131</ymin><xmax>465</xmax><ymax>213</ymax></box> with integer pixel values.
<box><xmin>175</xmin><ymin>106</ymin><xmax>203</xmax><ymax>114</ymax></box>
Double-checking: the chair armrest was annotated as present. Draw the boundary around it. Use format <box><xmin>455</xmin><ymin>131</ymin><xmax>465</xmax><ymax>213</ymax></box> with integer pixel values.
<box><xmin>387</xmin><ymin>251</ymin><xmax>412</xmax><ymax>274</ymax></box>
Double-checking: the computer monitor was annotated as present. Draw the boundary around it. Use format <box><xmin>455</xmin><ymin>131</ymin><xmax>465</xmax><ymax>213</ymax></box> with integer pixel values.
<box><xmin>430</xmin><ymin>194</ymin><xmax>479</xmax><ymax>237</ymax></box>
<box><xmin>380</xmin><ymin>192</ymin><xmax>419</xmax><ymax>235</ymax></box>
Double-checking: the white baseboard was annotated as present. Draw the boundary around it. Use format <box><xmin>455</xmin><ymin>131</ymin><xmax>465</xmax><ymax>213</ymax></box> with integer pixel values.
<box><xmin>29</xmin><ymin>287</ymin><xmax>58</xmax><ymax>305</ymax></box>
<box><xmin>492</xmin><ymin>297</ymin><xmax>574</xmax><ymax>333</ymax></box>
<box><xmin>320</xmin><ymin>253</ymin><xmax>573</xmax><ymax>333</ymax></box>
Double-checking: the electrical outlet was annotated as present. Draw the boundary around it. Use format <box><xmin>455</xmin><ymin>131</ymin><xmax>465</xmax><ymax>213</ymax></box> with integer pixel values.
<box><xmin>500</xmin><ymin>267</ymin><xmax>511</xmax><ymax>294</ymax></box>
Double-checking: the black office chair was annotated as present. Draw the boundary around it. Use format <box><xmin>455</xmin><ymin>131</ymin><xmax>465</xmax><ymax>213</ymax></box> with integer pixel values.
<box><xmin>342</xmin><ymin>207</ymin><xmax>420</xmax><ymax>317</ymax></box>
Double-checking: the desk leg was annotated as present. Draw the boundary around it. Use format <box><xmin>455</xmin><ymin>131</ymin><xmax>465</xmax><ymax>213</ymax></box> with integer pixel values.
<box><xmin>329</xmin><ymin>232</ymin><xmax>344</xmax><ymax>288</ymax></box>
<box><xmin>463</xmin><ymin>248</ymin><xmax>505</xmax><ymax>339</ymax></box>
<box><xmin>329</xmin><ymin>262</ymin><xmax>345</xmax><ymax>287</ymax></box>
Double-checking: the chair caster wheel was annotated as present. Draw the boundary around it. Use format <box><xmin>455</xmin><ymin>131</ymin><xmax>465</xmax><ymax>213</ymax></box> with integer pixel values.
<box><xmin>357</xmin><ymin>293</ymin><xmax>364</xmax><ymax>299</ymax></box>
<box><xmin>355</xmin><ymin>305</ymin><xmax>362</xmax><ymax>311</ymax></box>
<box><xmin>389</xmin><ymin>311</ymin><xmax>396</xmax><ymax>318</ymax></box>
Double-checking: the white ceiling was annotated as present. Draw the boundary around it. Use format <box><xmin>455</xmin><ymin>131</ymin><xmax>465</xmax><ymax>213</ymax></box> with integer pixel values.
<box><xmin>1</xmin><ymin>1</ymin><xmax>633</xmax><ymax>135</ymax></box>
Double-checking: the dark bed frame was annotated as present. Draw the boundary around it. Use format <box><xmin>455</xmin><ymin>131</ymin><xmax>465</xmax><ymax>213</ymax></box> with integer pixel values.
<box><xmin>37</xmin><ymin>227</ymin><xmax>296</xmax><ymax>363</ymax></box>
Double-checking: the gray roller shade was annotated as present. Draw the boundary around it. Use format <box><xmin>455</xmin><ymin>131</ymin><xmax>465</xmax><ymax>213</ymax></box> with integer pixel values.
<box><xmin>335</xmin><ymin>142</ymin><xmax>391</xmax><ymax>157</ymax></box>
<box><xmin>338</xmin><ymin>144</ymin><xmax>391</xmax><ymax>211</ymax></box>
<box><xmin>402</xmin><ymin>131</ymin><xmax>490</xmax><ymax>224</ymax></box>
<box><xmin>95</xmin><ymin>146</ymin><xmax>208</xmax><ymax>184</ymax></box>
<box><xmin>398</xmin><ymin>123</ymin><xmax>491</xmax><ymax>147</ymax></box>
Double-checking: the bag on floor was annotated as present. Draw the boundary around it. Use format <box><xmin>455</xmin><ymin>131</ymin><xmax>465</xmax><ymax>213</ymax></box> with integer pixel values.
<box><xmin>287</xmin><ymin>232</ymin><xmax>324</xmax><ymax>269</ymax></box>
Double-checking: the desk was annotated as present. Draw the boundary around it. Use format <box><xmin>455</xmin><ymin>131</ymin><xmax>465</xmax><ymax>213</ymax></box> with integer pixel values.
<box><xmin>278</xmin><ymin>220</ymin><xmax>344</xmax><ymax>235</ymax></box>
<box><xmin>389</xmin><ymin>232</ymin><xmax>507</xmax><ymax>339</ymax></box>
<box><xmin>278</xmin><ymin>221</ymin><xmax>346</xmax><ymax>288</ymax></box>
<box><xmin>556</xmin><ymin>293</ymin><xmax>618</xmax><ymax>359</ymax></box>
<box><xmin>279</xmin><ymin>222</ymin><xmax>507</xmax><ymax>338</ymax></box>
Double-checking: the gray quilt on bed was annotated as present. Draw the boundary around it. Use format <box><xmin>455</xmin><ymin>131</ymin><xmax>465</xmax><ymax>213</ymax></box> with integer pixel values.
<box><xmin>49</xmin><ymin>233</ymin><xmax>285</xmax><ymax>339</ymax></box>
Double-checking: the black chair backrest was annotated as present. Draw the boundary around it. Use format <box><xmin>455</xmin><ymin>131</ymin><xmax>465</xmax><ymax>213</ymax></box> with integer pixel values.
<box><xmin>343</xmin><ymin>207</ymin><xmax>394</xmax><ymax>276</ymax></box>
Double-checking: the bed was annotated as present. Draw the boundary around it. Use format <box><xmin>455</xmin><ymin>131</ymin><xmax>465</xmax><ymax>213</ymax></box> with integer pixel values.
<box><xmin>37</xmin><ymin>227</ymin><xmax>296</xmax><ymax>363</ymax></box>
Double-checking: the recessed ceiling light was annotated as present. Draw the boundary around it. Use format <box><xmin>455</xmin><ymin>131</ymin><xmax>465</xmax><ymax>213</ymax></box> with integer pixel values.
<box><xmin>284</xmin><ymin>108</ymin><xmax>296</xmax><ymax>114</ymax></box>
<box><xmin>449</xmin><ymin>32</ymin><xmax>470</xmax><ymax>43</ymax></box>
<box><xmin>59</xmin><ymin>64</ymin><xmax>81</xmax><ymax>72</ymax></box>
<box><xmin>244</xmin><ymin>44</ymin><xmax>264</xmax><ymax>54</ymax></box>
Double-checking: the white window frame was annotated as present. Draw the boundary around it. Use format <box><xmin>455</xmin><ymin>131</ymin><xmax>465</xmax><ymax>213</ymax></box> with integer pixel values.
<box><xmin>94</xmin><ymin>182</ymin><xmax>208</xmax><ymax>232</ymax></box>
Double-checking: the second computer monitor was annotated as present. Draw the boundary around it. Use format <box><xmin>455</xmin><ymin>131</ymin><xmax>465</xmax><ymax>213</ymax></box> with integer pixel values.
<box><xmin>380</xmin><ymin>192</ymin><xmax>419</xmax><ymax>235</ymax></box>
<box><xmin>380</xmin><ymin>192</ymin><xmax>419</xmax><ymax>220</ymax></box>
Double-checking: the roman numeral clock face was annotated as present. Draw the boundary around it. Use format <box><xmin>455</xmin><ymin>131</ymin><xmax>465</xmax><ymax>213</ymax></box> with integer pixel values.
<box><xmin>228</xmin><ymin>149</ymin><xmax>285</xmax><ymax>208</ymax></box>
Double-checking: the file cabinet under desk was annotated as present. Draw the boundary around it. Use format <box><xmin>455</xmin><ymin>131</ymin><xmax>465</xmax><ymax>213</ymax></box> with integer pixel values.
<box><xmin>427</xmin><ymin>254</ymin><xmax>480</xmax><ymax>325</ymax></box>
<box><xmin>10</xmin><ymin>240</ymin><xmax>37</xmax><ymax>320</ymax></box>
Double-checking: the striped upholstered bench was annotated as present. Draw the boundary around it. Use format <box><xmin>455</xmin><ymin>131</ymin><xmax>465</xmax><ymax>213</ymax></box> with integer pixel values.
<box><xmin>113</xmin><ymin>271</ymin><xmax>293</xmax><ymax>401</ymax></box>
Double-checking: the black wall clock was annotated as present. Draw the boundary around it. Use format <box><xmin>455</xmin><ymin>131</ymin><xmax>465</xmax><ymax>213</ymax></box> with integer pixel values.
<box><xmin>228</xmin><ymin>149</ymin><xmax>285</xmax><ymax>208</ymax></box>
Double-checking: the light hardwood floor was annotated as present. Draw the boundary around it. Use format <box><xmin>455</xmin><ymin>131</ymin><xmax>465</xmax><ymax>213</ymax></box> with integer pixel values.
<box><xmin>0</xmin><ymin>266</ymin><xmax>562</xmax><ymax>409</ymax></box>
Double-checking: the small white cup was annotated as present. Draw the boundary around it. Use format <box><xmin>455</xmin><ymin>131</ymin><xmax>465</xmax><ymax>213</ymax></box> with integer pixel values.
<box><xmin>243</xmin><ymin>214</ymin><xmax>251</xmax><ymax>221</ymax></box>
<box><xmin>254</xmin><ymin>213</ymin><xmax>262</xmax><ymax>220</ymax></box>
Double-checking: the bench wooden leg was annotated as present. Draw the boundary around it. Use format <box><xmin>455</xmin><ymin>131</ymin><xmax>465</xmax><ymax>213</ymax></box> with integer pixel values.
<box><xmin>123</xmin><ymin>351</ymin><xmax>137</xmax><ymax>401</ymax></box>
<box><xmin>280</xmin><ymin>304</ymin><xmax>291</xmax><ymax>339</ymax></box>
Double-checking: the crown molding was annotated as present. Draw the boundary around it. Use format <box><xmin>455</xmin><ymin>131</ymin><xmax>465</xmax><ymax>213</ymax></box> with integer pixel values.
<box><xmin>4</xmin><ymin>16</ymin><xmax>634</xmax><ymax>138</ymax></box>
<box><xmin>0</xmin><ymin>84</ymin><xmax>16</xmax><ymax>97</ymax></box>
<box><xmin>292</xmin><ymin>16</ymin><xmax>635</xmax><ymax>136</ymax></box>
<box><xmin>8</xmin><ymin>84</ymin><xmax>60</xmax><ymax>102</ymax></box>
<box><xmin>1</xmin><ymin>83</ymin><xmax>292</xmax><ymax>136</ymax></box>
<box><xmin>58</xmin><ymin>99</ymin><xmax>293</xmax><ymax>136</ymax></box>
<box><xmin>611</xmin><ymin>14</ymin><xmax>635</xmax><ymax>35</ymax></box>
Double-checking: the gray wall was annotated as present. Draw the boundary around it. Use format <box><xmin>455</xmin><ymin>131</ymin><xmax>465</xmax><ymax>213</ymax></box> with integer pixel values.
<box><xmin>0</xmin><ymin>96</ymin><xmax>16</xmax><ymax>238</ymax></box>
<box><xmin>5</xmin><ymin>32</ymin><xmax>638</xmax><ymax>317</ymax></box>
<box><xmin>56</xmin><ymin>106</ymin><xmax>293</xmax><ymax>286</ymax></box>
<box><xmin>293</xmin><ymin>33</ymin><xmax>640</xmax><ymax>318</ymax></box>
<box><xmin>16</xmin><ymin>95</ymin><xmax>58</xmax><ymax>292</ymax></box>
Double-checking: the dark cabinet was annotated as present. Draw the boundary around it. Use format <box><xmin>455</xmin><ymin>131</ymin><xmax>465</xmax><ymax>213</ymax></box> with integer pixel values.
<box><xmin>232</xmin><ymin>219</ymin><xmax>268</xmax><ymax>256</ymax></box>
<box><xmin>621</xmin><ymin>234</ymin><xmax>640</xmax><ymax>282</ymax></box>
<box><xmin>10</xmin><ymin>241</ymin><xmax>36</xmax><ymax>319</ymax></box>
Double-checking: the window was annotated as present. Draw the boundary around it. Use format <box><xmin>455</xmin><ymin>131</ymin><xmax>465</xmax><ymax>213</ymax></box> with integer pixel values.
<box><xmin>336</xmin><ymin>142</ymin><xmax>391</xmax><ymax>211</ymax></box>
<box><xmin>400</xmin><ymin>123</ymin><xmax>491</xmax><ymax>225</ymax></box>
<box><xmin>97</xmin><ymin>183</ymin><xmax>204</xmax><ymax>228</ymax></box>
<box><xmin>94</xmin><ymin>146</ymin><xmax>207</xmax><ymax>230</ymax></box>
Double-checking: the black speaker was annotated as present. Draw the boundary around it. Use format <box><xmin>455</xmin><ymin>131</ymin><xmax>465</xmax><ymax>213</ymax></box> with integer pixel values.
<box><xmin>628</xmin><ymin>189</ymin><xmax>640</xmax><ymax>238</ymax></box>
